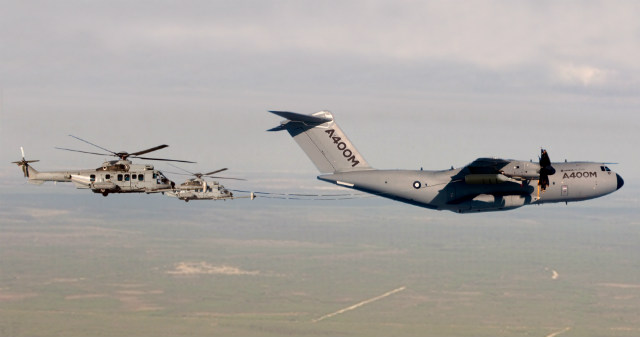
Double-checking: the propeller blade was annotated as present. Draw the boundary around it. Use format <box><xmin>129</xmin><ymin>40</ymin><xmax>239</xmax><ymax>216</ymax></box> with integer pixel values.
<box><xmin>538</xmin><ymin>149</ymin><xmax>555</xmax><ymax>191</ymax></box>
<box><xmin>539</xmin><ymin>149</ymin><xmax>551</xmax><ymax>168</ymax></box>
<box><xmin>131</xmin><ymin>144</ymin><xmax>169</xmax><ymax>156</ymax></box>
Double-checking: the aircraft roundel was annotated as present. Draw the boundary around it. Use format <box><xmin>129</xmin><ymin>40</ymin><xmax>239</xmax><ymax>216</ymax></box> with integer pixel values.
<box><xmin>413</xmin><ymin>181</ymin><xmax>421</xmax><ymax>189</ymax></box>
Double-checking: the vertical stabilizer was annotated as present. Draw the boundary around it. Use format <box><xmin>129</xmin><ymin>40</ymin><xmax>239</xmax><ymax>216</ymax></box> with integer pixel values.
<box><xmin>268</xmin><ymin>110</ymin><xmax>372</xmax><ymax>173</ymax></box>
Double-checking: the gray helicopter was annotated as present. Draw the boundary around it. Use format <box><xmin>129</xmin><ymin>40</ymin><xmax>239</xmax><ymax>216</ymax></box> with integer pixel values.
<box><xmin>162</xmin><ymin>165</ymin><xmax>254</xmax><ymax>202</ymax></box>
<box><xmin>269</xmin><ymin>110</ymin><xmax>624</xmax><ymax>213</ymax></box>
<box><xmin>13</xmin><ymin>135</ymin><xmax>194</xmax><ymax>196</ymax></box>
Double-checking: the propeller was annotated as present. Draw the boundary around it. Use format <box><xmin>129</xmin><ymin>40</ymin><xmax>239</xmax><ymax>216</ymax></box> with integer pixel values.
<box><xmin>538</xmin><ymin>148</ymin><xmax>556</xmax><ymax>191</ymax></box>
<box><xmin>166</xmin><ymin>164</ymin><xmax>246</xmax><ymax>181</ymax></box>
<box><xmin>55</xmin><ymin>135</ymin><xmax>195</xmax><ymax>163</ymax></box>
<box><xmin>11</xmin><ymin>147</ymin><xmax>39</xmax><ymax>178</ymax></box>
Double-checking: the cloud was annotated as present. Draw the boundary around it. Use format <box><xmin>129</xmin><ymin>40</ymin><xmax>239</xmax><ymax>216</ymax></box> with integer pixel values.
<box><xmin>553</xmin><ymin>63</ymin><xmax>613</xmax><ymax>86</ymax></box>
<box><xmin>1</xmin><ymin>1</ymin><xmax>639</xmax><ymax>183</ymax></box>
<box><xmin>3</xmin><ymin>2</ymin><xmax>640</xmax><ymax>75</ymax></box>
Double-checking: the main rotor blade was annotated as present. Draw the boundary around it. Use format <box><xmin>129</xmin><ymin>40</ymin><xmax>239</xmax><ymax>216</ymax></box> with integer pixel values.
<box><xmin>69</xmin><ymin>135</ymin><xmax>116</xmax><ymax>155</ymax></box>
<box><xmin>160</xmin><ymin>170</ymin><xmax>194</xmax><ymax>176</ymax></box>
<box><xmin>204</xmin><ymin>175</ymin><xmax>246</xmax><ymax>181</ymax></box>
<box><xmin>131</xmin><ymin>144</ymin><xmax>169</xmax><ymax>156</ymax></box>
<box><xmin>167</xmin><ymin>163</ymin><xmax>196</xmax><ymax>175</ymax></box>
<box><xmin>203</xmin><ymin>168</ymin><xmax>228</xmax><ymax>176</ymax></box>
<box><xmin>55</xmin><ymin>147</ymin><xmax>111</xmax><ymax>156</ymax></box>
<box><xmin>133</xmin><ymin>156</ymin><xmax>196</xmax><ymax>163</ymax></box>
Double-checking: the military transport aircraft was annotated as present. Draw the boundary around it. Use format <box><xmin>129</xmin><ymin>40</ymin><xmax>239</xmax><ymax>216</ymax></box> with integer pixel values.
<box><xmin>162</xmin><ymin>166</ymin><xmax>254</xmax><ymax>202</ymax></box>
<box><xmin>12</xmin><ymin>136</ymin><xmax>194</xmax><ymax>196</ymax></box>
<box><xmin>268</xmin><ymin>110</ymin><xmax>624</xmax><ymax>213</ymax></box>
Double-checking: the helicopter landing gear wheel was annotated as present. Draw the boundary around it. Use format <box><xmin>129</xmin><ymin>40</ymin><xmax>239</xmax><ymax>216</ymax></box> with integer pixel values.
<box><xmin>101</xmin><ymin>189</ymin><xmax>108</xmax><ymax>197</ymax></box>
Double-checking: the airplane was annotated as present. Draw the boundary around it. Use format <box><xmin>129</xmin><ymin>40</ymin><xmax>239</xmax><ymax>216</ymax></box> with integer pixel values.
<box><xmin>161</xmin><ymin>166</ymin><xmax>255</xmax><ymax>202</ymax></box>
<box><xmin>268</xmin><ymin>110</ymin><xmax>624</xmax><ymax>213</ymax></box>
<box><xmin>12</xmin><ymin>136</ymin><xmax>194</xmax><ymax>196</ymax></box>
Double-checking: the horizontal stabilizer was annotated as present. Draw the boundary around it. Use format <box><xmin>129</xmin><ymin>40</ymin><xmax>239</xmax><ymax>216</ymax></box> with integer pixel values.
<box><xmin>269</xmin><ymin>111</ymin><xmax>333</xmax><ymax>124</ymax></box>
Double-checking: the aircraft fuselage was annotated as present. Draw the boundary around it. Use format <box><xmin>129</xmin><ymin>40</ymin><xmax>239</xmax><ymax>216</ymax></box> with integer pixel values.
<box><xmin>318</xmin><ymin>162</ymin><xmax>623</xmax><ymax>213</ymax></box>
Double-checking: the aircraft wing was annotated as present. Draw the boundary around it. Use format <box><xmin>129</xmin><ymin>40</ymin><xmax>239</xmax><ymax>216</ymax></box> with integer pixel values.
<box><xmin>463</xmin><ymin>158</ymin><xmax>511</xmax><ymax>174</ymax></box>
<box><xmin>456</xmin><ymin>157</ymin><xmax>541</xmax><ymax>184</ymax></box>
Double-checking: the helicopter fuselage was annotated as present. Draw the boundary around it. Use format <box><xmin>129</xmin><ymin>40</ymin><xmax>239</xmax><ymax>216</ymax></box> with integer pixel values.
<box><xmin>21</xmin><ymin>160</ymin><xmax>173</xmax><ymax>196</ymax></box>
<box><xmin>165</xmin><ymin>178</ymin><xmax>233</xmax><ymax>201</ymax></box>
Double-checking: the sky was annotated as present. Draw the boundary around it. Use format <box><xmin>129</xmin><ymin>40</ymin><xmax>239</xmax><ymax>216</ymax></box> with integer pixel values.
<box><xmin>1</xmin><ymin>1</ymin><xmax>639</xmax><ymax>200</ymax></box>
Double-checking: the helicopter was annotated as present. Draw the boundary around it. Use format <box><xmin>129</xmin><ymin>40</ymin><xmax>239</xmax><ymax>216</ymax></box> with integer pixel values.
<box><xmin>162</xmin><ymin>165</ymin><xmax>255</xmax><ymax>202</ymax></box>
<box><xmin>12</xmin><ymin>135</ymin><xmax>194</xmax><ymax>196</ymax></box>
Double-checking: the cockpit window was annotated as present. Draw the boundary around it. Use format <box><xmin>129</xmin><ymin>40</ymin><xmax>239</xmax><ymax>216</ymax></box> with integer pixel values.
<box><xmin>601</xmin><ymin>166</ymin><xmax>611</xmax><ymax>172</ymax></box>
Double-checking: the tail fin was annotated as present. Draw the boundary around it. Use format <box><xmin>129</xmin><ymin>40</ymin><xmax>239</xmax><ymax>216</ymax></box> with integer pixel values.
<box><xmin>268</xmin><ymin>110</ymin><xmax>372</xmax><ymax>173</ymax></box>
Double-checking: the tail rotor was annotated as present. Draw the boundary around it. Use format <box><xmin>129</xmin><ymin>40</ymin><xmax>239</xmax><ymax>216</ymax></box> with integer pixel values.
<box><xmin>12</xmin><ymin>147</ymin><xmax>39</xmax><ymax>178</ymax></box>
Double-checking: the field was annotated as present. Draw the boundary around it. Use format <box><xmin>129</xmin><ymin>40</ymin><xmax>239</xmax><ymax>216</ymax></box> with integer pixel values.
<box><xmin>1</xmin><ymin>191</ymin><xmax>639</xmax><ymax>337</ymax></box>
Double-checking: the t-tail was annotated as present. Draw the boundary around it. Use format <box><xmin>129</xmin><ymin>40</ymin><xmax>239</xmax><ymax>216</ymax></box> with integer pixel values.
<box><xmin>12</xmin><ymin>147</ymin><xmax>40</xmax><ymax>179</ymax></box>
<box><xmin>268</xmin><ymin>111</ymin><xmax>372</xmax><ymax>173</ymax></box>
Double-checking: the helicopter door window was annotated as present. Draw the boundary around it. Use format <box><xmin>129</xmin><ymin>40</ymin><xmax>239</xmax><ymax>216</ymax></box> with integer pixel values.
<box><xmin>125</xmin><ymin>174</ymin><xmax>130</xmax><ymax>181</ymax></box>
<box><xmin>90</xmin><ymin>174</ymin><xmax>96</xmax><ymax>182</ymax></box>
<box><xmin>132</xmin><ymin>174</ymin><xmax>137</xmax><ymax>180</ymax></box>
<box><xmin>105</xmin><ymin>174</ymin><xmax>111</xmax><ymax>180</ymax></box>
<box><xmin>117</xmin><ymin>174</ymin><xmax>123</xmax><ymax>181</ymax></box>
<box><xmin>138</xmin><ymin>174</ymin><xmax>144</xmax><ymax>181</ymax></box>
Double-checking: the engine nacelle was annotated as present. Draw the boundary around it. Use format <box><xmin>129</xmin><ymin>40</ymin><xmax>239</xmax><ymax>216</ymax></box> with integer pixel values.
<box><xmin>499</xmin><ymin>160</ymin><xmax>540</xmax><ymax>180</ymax></box>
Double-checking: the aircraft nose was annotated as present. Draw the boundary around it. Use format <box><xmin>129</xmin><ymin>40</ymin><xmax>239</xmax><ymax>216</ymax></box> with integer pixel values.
<box><xmin>616</xmin><ymin>173</ymin><xmax>624</xmax><ymax>190</ymax></box>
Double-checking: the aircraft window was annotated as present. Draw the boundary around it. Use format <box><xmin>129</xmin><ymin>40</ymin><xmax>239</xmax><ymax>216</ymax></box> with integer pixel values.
<box><xmin>600</xmin><ymin>166</ymin><xmax>604</xmax><ymax>171</ymax></box>
<box><xmin>105</xmin><ymin>174</ymin><xmax>111</xmax><ymax>180</ymax></box>
<box><xmin>153</xmin><ymin>173</ymin><xmax>157</xmax><ymax>179</ymax></box>
<box><xmin>117</xmin><ymin>174</ymin><xmax>123</xmax><ymax>181</ymax></box>
<box><xmin>125</xmin><ymin>174</ymin><xmax>130</xmax><ymax>181</ymax></box>
<box><xmin>132</xmin><ymin>174</ymin><xmax>137</xmax><ymax>179</ymax></box>
<box><xmin>605</xmin><ymin>166</ymin><xmax>611</xmax><ymax>172</ymax></box>
<box><xmin>90</xmin><ymin>174</ymin><xmax>96</xmax><ymax>182</ymax></box>
<box><xmin>138</xmin><ymin>175</ymin><xmax>144</xmax><ymax>181</ymax></box>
